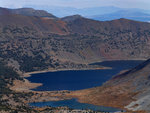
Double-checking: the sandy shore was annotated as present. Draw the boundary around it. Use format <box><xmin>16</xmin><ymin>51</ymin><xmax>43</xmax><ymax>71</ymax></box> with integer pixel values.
<box><xmin>10</xmin><ymin>79</ymin><xmax>42</xmax><ymax>92</ymax></box>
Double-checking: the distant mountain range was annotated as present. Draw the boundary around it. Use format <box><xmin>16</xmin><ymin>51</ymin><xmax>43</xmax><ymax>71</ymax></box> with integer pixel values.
<box><xmin>89</xmin><ymin>9</ymin><xmax>150</xmax><ymax>22</ymax></box>
<box><xmin>25</xmin><ymin>5</ymin><xmax>150</xmax><ymax>22</ymax></box>
<box><xmin>26</xmin><ymin>5</ymin><xmax>121</xmax><ymax>17</ymax></box>
<box><xmin>2</xmin><ymin>6</ymin><xmax>150</xmax><ymax>22</ymax></box>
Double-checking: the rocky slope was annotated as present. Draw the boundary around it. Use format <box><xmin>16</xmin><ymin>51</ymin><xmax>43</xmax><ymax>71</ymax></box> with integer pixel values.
<box><xmin>67</xmin><ymin>59</ymin><xmax>150</xmax><ymax>112</ymax></box>
<box><xmin>0</xmin><ymin>8</ymin><xmax>150</xmax><ymax>72</ymax></box>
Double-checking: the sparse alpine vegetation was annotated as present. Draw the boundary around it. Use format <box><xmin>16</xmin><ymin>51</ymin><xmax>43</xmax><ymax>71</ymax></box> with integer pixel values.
<box><xmin>1</xmin><ymin>7</ymin><xmax>150</xmax><ymax>113</ymax></box>
<box><xmin>0</xmin><ymin>8</ymin><xmax>150</xmax><ymax>72</ymax></box>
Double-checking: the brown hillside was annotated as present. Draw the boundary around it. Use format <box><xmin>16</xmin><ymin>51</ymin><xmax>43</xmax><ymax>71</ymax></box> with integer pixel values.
<box><xmin>0</xmin><ymin>13</ymin><xmax>150</xmax><ymax>71</ymax></box>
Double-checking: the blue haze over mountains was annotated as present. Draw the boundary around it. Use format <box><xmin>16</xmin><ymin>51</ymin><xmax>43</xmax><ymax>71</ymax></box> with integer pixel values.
<box><xmin>27</xmin><ymin>5</ymin><xmax>150</xmax><ymax>22</ymax></box>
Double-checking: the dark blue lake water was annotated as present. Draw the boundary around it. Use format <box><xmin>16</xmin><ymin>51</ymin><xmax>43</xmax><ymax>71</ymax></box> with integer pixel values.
<box><xmin>29</xmin><ymin>99</ymin><xmax>122</xmax><ymax>112</ymax></box>
<box><xmin>27</xmin><ymin>60</ymin><xmax>144</xmax><ymax>91</ymax></box>
<box><xmin>28</xmin><ymin>60</ymin><xmax>144</xmax><ymax>112</ymax></box>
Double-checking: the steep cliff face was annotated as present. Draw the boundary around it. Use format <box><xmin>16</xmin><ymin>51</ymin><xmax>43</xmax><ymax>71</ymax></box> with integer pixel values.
<box><xmin>1</xmin><ymin>8</ymin><xmax>150</xmax><ymax>72</ymax></box>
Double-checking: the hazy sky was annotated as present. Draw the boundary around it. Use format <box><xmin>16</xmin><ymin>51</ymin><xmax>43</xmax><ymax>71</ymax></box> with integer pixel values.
<box><xmin>0</xmin><ymin>0</ymin><xmax>150</xmax><ymax>9</ymax></box>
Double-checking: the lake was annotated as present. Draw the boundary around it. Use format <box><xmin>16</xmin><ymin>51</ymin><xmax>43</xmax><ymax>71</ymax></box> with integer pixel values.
<box><xmin>29</xmin><ymin>99</ymin><xmax>122</xmax><ymax>112</ymax></box>
<box><xmin>27</xmin><ymin>60</ymin><xmax>144</xmax><ymax>112</ymax></box>
<box><xmin>27</xmin><ymin>60</ymin><xmax>144</xmax><ymax>91</ymax></box>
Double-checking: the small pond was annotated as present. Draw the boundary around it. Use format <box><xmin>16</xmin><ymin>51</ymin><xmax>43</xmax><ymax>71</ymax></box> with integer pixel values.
<box><xmin>29</xmin><ymin>99</ymin><xmax>122</xmax><ymax>112</ymax></box>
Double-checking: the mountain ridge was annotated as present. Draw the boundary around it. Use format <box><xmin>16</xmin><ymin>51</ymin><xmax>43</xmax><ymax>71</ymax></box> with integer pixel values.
<box><xmin>0</xmin><ymin>13</ymin><xmax>150</xmax><ymax>72</ymax></box>
<box><xmin>26</xmin><ymin>6</ymin><xmax>121</xmax><ymax>17</ymax></box>
<box><xmin>23</xmin><ymin>5</ymin><xmax>150</xmax><ymax>22</ymax></box>
<box><xmin>0</xmin><ymin>7</ymin><xmax>57</xmax><ymax>18</ymax></box>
